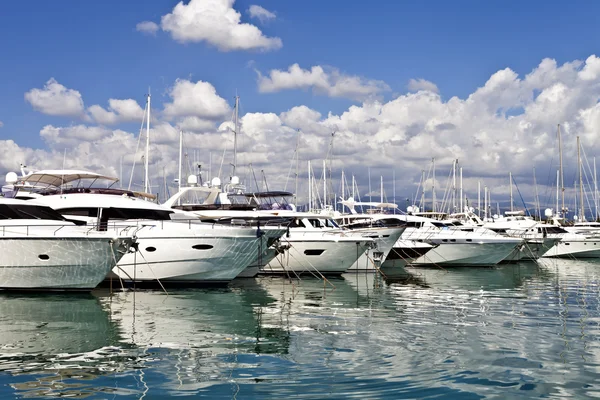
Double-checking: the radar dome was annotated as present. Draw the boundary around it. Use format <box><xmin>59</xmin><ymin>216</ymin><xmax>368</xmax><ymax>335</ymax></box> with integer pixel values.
<box><xmin>230</xmin><ymin>176</ymin><xmax>240</xmax><ymax>185</ymax></box>
<box><xmin>187</xmin><ymin>175</ymin><xmax>198</xmax><ymax>186</ymax></box>
<box><xmin>544</xmin><ymin>208</ymin><xmax>553</xmax><ymax>217</ymax></box>
<box><xmin>211</xmin><ymin>177</ymin><xmax>222</xmax><ymax>187</ymax></box>
<box><xmin>407</xmin><ymin>206</ymin><xmax>414</xmax><ymax>213</ymax></box>
<box><xmin>5</xmin><ymin>172</ymin><xmax>18</xmax><ymax>184</ymax></box>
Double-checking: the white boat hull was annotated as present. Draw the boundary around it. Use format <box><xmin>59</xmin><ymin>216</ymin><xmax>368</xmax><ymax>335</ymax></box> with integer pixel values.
<box><xmin>411</xmin><ymin>241</ymin><xmax>521</xmax><ymax>266</ymax></box>
<box><xmin>112</xmin><ymin>224</ymin><xmax>286</xmax><ymax>283</ymax></box>
<box><xmin>345</xmin><ymin>228</ymin><xmax>406</xmax><ymax>271</ymax></box>
<box><xmin>0</xmin><ymin>236</ymin><xmax>131</xmax><ymax>290</ymax></box>
<box><xmin>542</xmin><ymin>238</ymin><xmax>600</xmax><ymax>258</ymax></box>
<box><xmin>261</xmin><ymin>236</ymin><xmax>371</xmax><ymax>275</ymax></box>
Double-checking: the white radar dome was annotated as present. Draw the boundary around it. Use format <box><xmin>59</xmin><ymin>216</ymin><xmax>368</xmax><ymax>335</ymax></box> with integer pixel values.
<box><xmin>544</xmin><ymin>208</ymin><xmax>553</xmax><ymax>218</ymax></box>
<box><xmin>5</xmin><ymin>172</ymin><xmax>18</xmax><ymax>184</ymax></box>
<box><xmin>211</xmin><ymin>177</ymin><xmax>221</xmax><ymax>187</ymax></box>
<box><xmin>187</xmin><ymin>175</ymin><xmax>198</xmax><ymax>186</ymax></box>
<box><xmin>230</xmin><ymin>176</ymin><xmax>240</xmax><ymax>185</ymax></box>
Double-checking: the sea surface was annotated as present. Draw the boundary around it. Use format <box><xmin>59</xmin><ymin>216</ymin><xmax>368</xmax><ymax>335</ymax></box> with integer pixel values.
<box><xmin>1</xmin><ymin>260</ymin><xmax>600</xmax><ymax>399</ymax></box>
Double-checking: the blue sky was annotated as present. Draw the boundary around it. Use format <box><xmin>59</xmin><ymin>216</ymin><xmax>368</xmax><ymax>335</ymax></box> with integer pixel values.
<box><xmin>1</xmin><ymin>0</ymin><xmax>600</xmax><ymax>212</ymax></box>
<box><xmin>2</xmin><ymin>0</ymin><xmax>598</xmax><ymax>148</ymax></box>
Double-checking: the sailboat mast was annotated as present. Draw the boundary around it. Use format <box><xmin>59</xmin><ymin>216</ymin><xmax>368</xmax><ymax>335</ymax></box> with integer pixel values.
<box><xmin>595</xmin><ymin>157</ymin><xmax>598</xmax><ymax>221</ymax></box>
<box><xmin>478</xmin><ymin>181</ymin><xmax>481</xmax><ymax>218</ymax></box>
<box><xmin>144</xmin><ymin>93</ymin><xmax>151</xmax><ymax>194</ymax></box>
<box><xmin>295</xmin><ymin>129</ymin><xmax>300</xmax><ymax>205</ymax></box>
<box><xmin>341</xmin><ymin>170</ymin><xmax>345</xmax><ymax>201</ymax></box>
<box><xmin>432</xmin><ymin>158</ymin><xmax>436</xmax><ymax>213</ymax></box>
<box><xmin>578</xmin><ymin>136</ymin><xmax>584</xmax><ymax>221</ymax></box>
<box><xmin>533</xmin><ymin>167</ymin><xmax>540</xmax><ymax>220</ymax></box>
<box><xmin>421</xmin><ymin>170</ymin><xmax>425</xmax><ymax>208</ymax></box>
<box><xmin>178</xmin><ymin>130</ymin><xmax>183</xmax><ymax>193</ymax></box>
<box><xmin>452</xmin><ymin>159</ymin><xmax>456</xmax><ymax>211</ymax></box>
<box><xmin>459</xmin><ymin>166</ymin><xmax>463</xmax><ymax>212</ymax></box>
<box><xmin>558</xmin><ymin>124</ymin><xmax>565</xmax><ymax>218</ymax></box>
<box><xmin>233</xmin><ymin>95</ymin><xmax>239</xmax><ymax>177</ymax></box>
<box><xmin>484</xmin><ymin>186</ymin><xmax>488</xmax><ymax>220</ymax></box>
<box><xmin>556</xmin><ymin>169</ymin><xmax>559</xmax><ymax>217</ymax></box>
<box><xmin>380</xmin><ymin>175</ymin><xmax>384</xmax><ymax>212</ymax></box>
<box><xmin>308</xmin><ymin>160</ymin><xmax>312</xmax><ymax>212</ymax></box>
<box><xmin>323</xmin><ymin>160</ymin><xmax>327</xmax><ymax>209</ymax></box>
<box><xmin>509</xmin><ymin>171</ymin><xmax>513</xmax><ymax>212</ymax></box>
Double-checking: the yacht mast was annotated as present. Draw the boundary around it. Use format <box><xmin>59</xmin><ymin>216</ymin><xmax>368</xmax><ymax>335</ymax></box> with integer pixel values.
<box><xmin>477</xmin><ymin>181</ymin><xmax>481</xmax><ymax>218</ymax></box>
<box><xmin>509</xmin><ymin>171</ymin><xmax>513</xmax><ymax>212</ymax></box>
<box><xmin>380</xmin><ymin>175</ymin><xmax>384</xmax><ymax>212</ymax></box>
<box><xmin>578</xmin><ymin>136</ymin><xmax>584</xmax><ymax>221</ymax></box>
<box><xmin>178</xmin><ymin>130</ymin><xmax>183</xmax><ymax>193</ymax></box>
<box><xmin>295</xmin><ymin>129</ymin><xmax>300</xmax><ymax>205</ymax></box>
<box><xmin>421</xmin><ymin>170</ymin><xmax>425</xmax><ymax>208</ymax></box>
<box><xmin>459</xmin><ymin>166</ymin><xmax>463</xmax><ymax>212</ymax></box>
<box><xmin>484</xmin><ymin>186</ymin><xmax>488</xmax><ymax>220</ymax></box>
<box><xmin>452</xmin><ymin>159</ymin><xmax>456</xmax><ymax>211</ymax></box>
<box><xmin>558</xmin><ymin>124</ymin><xmax>565</xmax><ymax>218</ymax></box>
<box><xmin>556</xmin><ymin>169</ymin><xmax>559</xmax><ymax>217</ymax></box>
<box><xmin>352</xmin><ymin>174</ymin><xmax>355</xmax><ymax>199</ymax></box>
<box><xmin>432</xmin><ymin>158</ymin><xmax>436</xmax><ymax>213</ymax></box>
<box><xmin>595</xmin><ymin>157</ymin><xmax>598</xmax><ymax>221</ymax></box>
<box><xmin>144</xmin><ymin>93</ymin><xmax>151</xmax><ymax>194</ymax></box>
<box><xmin>533</xmin><ymin>167</ymin><xmax>540</xmax><ymax>220</ymax></box>
<box><xmin>323</xmin><ymin>160</ymin><xmax>327</xmax><ymax>209</ymax></box>
<box><xmin>233</xmin><ymin>95</ymin><xmax>239</xmax><ymax>177</ymax></box>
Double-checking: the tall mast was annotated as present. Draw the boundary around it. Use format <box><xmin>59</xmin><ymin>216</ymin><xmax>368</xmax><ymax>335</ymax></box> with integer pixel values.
<box><xmin>352</xmin><ymin>175</ymin><xmax>355</xmax><ymax>199</ymax></box>
<box><xmin>341</xmin><ymin>170</ymin><xmax>345</xmax><ymax>201</ymax></box>
<box><xmin>368</xmin><ymin>167</ymin><xmax>372</xmax><ymax>203</ymax></box>
<box><xmin>556</xmin><ymin>169</ymin><xmax>559</xmax><ymax>217</ymax></box>
<box><xmin>509</xmin><ymin>171</ymin><xmax>513</xmax><ymax>212</ymax></box>
<box><xmin>295</xmin><ymin>129</ymin><xmax>300</xmax><ymax>205</ymax></box>
<box><xmin>432</xmin><ymin>158</ymin><xmax>436</xmax><ymax>213</ymax></box>
<box><xmin>452</xmin><ymin>159</ymin><xmax>456</xmax><ymax>211</ymax></box>
<box><xmin>459</xmin><ymin>166</ymin><xmax>463</xmax><ymax>212</ymax></box>
<box><xmin>578</xmin><ymin>135</ymin><xmax>584</xmax><ymax>221</ymax></box>
<box><xmin>484</xmin><ymin>186</ymin><xmax>488</xmax><ymax>220</ymax></box>
<box><xmin>144</xmin><ymin>92</ymin><xmax>151</xmax><ymax>194</ymax></box>
<box><xmin>533</xmin><ymin>167</ymin><xmax>540</xmax><ymax>220</ymax></box>
<box><xmin>558</xmin><ymin>124</ymin><xmax>565</xmax><ymax>218</ymax></box>
<box><xmin>323</xmin><ymin>160</ymin><xmax>327</xmax><ymax>209</ymax></box>
<box><xmin>308</xmin><ymin>160</ymin><xmax>312</xmax><ymax>212</ymax></box>
<box><xmin>380</xmin><ymin>175</ymin><xmax>384</xmax><ymax>213</ymax></box>
<box><xmin>393</xmin><ymin>169</ymin><xmax>396</xmax><ymax>211</ymax></box>
<box><xmin>595</xmin><ymin>157</ymin><xmax>598</xmax><ymax>221</ymax></box>
<box><xmin>233</xmin><ymin>95</ymin><xmax>239</xmax><ymax>177</ymax></box>
<box><xmin>477</xmin><ymin>181</ymin><xmax>481</xmax><ymax>218</ymax></box>
<box><xmin>178</xmin><ymin>130</ymin><xmax>183</xmax><ymax>193</ymax></box>
<box><xmin>421</xmin><ymin>170</ymin><xmax>425</xmax><ymax>208</ymax></box>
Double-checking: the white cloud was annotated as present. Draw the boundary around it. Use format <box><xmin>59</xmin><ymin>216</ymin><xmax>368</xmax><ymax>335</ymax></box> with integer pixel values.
<box><xmin>257</xmin><ymin>64</ymin><xmax>390</xmax><ymax>101</ymax></box>
<box><xmin>247</xmin><ymin>5</ymin><xmax>276</xmax><ymax>23</ymax></box>
<box><xmin>156</xmin><ymin>0</ymin><xmax>282</xmax><ymax>52</ymax></box>
<box><xmin>136</xmin><ymin>21</ymin><xmax>159</xmax><ymax>35</ymax></box>
<box><xmin>407</xmin><ymin>78</ymin><xmax>439</xmax><ymax>93</ymax></box>
<box><xmin>163</xmin><ymin>79</ymin><xmax>231</xmax><ymax>120</ymax></box>
<box><xmin>0</xmin><ymin>121</ymin><xmax>3</xmax><ymax>128</ymax></box>
<box><xmin>88</xmin><ymin>99</ymin><xmax>144</xmax><ymax>125</ymax></box>
<box><xmin>24</xmin><ymin>78</ymin><xmax>85</xmax><ymax>117</ymax></box>
<box><xmin>9</xmin><ymin>55</ymin><xmax>600</xmax><ymax>209</ymax></box>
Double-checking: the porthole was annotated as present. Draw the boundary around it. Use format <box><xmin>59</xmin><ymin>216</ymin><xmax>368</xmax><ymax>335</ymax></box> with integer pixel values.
<box><xmin>38</xmin><ymin>254</ymin><xmax>49</xmax><ymax>260</ymax></box>
<box><xmin>442</xmin><ymin>239</ymin><xmax>448</xmax><ymax>242</ymax></box>
<box><xmin>466</xmin><ymin>239</ymin><xmax>472</xmax><ymax>242</ymax></box>
<box><xmin>304</xmin><ymin>249</ymin><xmax>325</xmax><ymax>256</ymax></box>
<box><xmin>450</xmin><ymin>239</ymin><xmax>456</xmax><ymax>242</ymax></box>
<box><xmin>565</xmin><ymin>243</ymin><xmax>570</xmax><ymax>246</ymax></box>
<box><xmin>192</xmin><ymin>244</ymin><xmax>213</xmax><ymax>250</ymax></box>
<box><xmin>145</xmin><ymin>246</ymin><xmax>157</xmax><ymax>252</ymax></box>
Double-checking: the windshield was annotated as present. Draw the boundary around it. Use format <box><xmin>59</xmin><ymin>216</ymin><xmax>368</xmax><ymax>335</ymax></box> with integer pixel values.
<box><xmin>0</xmin><ymin>204</ymin><xmax>67</xmax><ymax>221</ymax></box>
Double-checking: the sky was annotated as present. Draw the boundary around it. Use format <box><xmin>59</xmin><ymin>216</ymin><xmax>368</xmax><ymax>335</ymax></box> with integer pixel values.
<box><xmin>1</xmin><ymin>0</ymin><xmax>600</xmax><ymax>215</ymax></box>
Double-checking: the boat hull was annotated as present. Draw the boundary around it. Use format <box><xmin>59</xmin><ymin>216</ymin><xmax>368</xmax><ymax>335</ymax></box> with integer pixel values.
<box><xmin>542</xmin><ymin>238</ymin><xmax>600</xmax><ymax>258</ymax></box>
<box><xmin>0</xmin><ymin>237</ymin><xmax>131</xmax><ymax>290</ymax></box>
<box><xmin>411</xmin><ymin>241</ymin><xmax>521</xmax><ymax>266</ymax></box>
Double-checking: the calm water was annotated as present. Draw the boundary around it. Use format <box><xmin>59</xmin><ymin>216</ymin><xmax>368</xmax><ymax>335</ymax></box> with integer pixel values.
<box><xmin>2</xmin><ymin>260</ymin><xmax>600</xmax><ymax>398</ymax></box>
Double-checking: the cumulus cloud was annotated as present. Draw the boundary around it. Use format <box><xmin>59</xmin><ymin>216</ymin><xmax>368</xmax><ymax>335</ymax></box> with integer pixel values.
<box><xmin>24</xmin><ymin>78</ymin><xmax>85</xmax><ymax>117</ymax></box>
<box><xmin>257</xmin><ymin>64</ymin><xmax>391</xmax><ymax>101</ymax></box>
<box><xmin>247</xmin><ymin>5</ymin><xmax>276</xmax><ymax>23</ymax></box>
<box><xmin>147</xmin><ymin>0</ymin><xmax>282</xmax><ymax>52</ymax></box>
<box><xmin>88</xmin><ymin>99</ymin><xmax>144</xmax><ymax>125</ymax></box>
<box><xmin>136</xmin><ymin>21</ymin><xmax>159</xmax><ymax>35</ymax></box>
<box><xmin>407</xmin><ymin>78</ymin><xmax>439</xmax><ymax>93</ymax></box>
<box><xmin>162</xmin><ymin>79</ymin><xmax>231</xmax><ymax>120</ymax></box>
<box><xmin>9</xmin><ymin>55</ymin><xmax>600</xmax><ymax>210</ymax></box>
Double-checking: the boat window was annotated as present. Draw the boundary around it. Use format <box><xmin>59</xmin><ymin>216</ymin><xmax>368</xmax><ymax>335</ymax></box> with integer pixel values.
<box><xmin>431</xmin><ymin>222</ymin><xmax>447</xmax><ymax>228</ymax></box>
<box><xmin>466</xmin><ymin>239</ymin><xmax>472</xmax><ymax>242</ymax></box>
<box><xmin>304</xmin><ymin>249</ymin><xmax>325</xmax><ymax>256</ymax></box>
<box><xmin>59</xmin><ymin>207</ymin><xmax>173</xmax><ymax>220</ymax></box>
<box><xmin>324</xmin><ymin>219</ymin><xmax>339</xmax><ymax>228</ymax></box>
<box><xmin>307</xmin><ymin>219</ymin><xmax>324</xmax><ymax>228</ymax></box>
<box><xmin>0</xmin><ymin>204</ymin><xmax>67</xmax><ymax>221</ymax></box>
<box><xmin>403</xmin><ymin>221</ymin><xmax>423</xmax><ymax>228</ymax></box>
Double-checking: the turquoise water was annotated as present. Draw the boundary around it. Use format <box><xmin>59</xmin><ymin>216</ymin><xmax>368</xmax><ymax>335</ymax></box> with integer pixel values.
<box><xmin>1</xmin><ymin>260</ymin><xmax>600</xmax><ymax>398</ymax></box>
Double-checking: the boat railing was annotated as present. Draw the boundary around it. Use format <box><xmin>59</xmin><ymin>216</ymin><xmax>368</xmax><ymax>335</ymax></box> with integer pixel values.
<box><xmin>94</xmin><ymin>218</ymin><xmax>291</xmax><ymax>232</ymax></box>
<box><xmin>0</xmin><ymin>223</ymin><xmax>138</xmax><ymax>237</ymax></box>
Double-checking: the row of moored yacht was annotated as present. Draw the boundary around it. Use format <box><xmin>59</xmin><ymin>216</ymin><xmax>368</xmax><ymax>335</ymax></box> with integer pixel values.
<box><xmin>0</xmin><ymin>169</ymin><xmax>592</xmax><ymax>291</ymax></box>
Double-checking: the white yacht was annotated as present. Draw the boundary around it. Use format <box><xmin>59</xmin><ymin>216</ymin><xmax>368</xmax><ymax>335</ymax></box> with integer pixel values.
<box><xmin>540</xmin><ymin>217</ymin><xmax>600</xmax><ymax>258</ymax></box>
<box><xmin>259</xmin><ymin>213</ymin><xmax>373</xmax><ymax>276</ymax></box>
<box><xmin>448</xmin><ymin>211</ymin><xmax>560</xmax><ymax>260</ymax></box>
<box><xmin>0</xmin><ymin>198</ymin><xmax>134</xmax><ymax>290</ymax></box>
<box><xmin>10</xmin><ymin>170</ymin><xmax>287</xmax><ymax>285</ymax></box>
<box><xmin>339</xmin><ymin>200</ymin><xmax>523</xmax><ymax>267</ymax></box>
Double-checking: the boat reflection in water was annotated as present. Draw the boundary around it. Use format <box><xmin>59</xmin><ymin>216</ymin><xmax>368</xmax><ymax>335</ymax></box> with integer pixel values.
<box><xmin>3</xmin><ymin>261</ymin><xmax>600</xmax><ymax>398</ymax></box>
